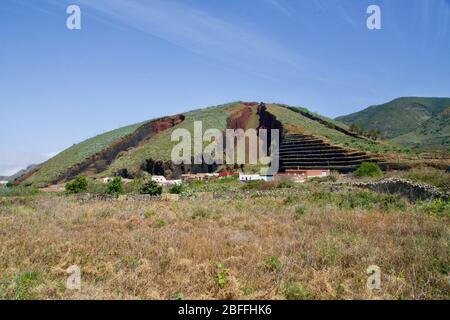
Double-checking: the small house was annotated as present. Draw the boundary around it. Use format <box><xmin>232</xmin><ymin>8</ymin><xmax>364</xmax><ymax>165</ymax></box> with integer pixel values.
<box><xmin>239</xmin><ymin>173</ymin><xmax>272</xmax><ymax>182</ymax></box>
<box><xmin>103</xmin><ymin>177</ymin><xmax>113</xmax><ymax>184</ymax></box>
<box><xmin>151</xmin><ymin>175</ymin><xmax>167</xmax><ymax>184</ymax></box>
<box><xmin>273</xmin><ymin>173</ymin><xmax>305</xmax><ymax>183</ymax></box>
<box><xmin>285</xmin><ymin>169</ymin><xmax>330</xmax><ymax>179</ymax></box>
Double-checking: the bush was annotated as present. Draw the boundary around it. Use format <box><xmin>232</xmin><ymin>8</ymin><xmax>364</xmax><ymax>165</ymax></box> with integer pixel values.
<box><xmin>264</xmin><ymin>256</ymin><xmax>282</xmax><ymax>272</ymax></box>
<box><xmin>294</xmin><ymin>206</ymin><xmax>306</xmax><ymax>219</ymax></box>
<box><xmin>106</xmin><ymin>177</ymin><xmax>123</xmax><ymax>195</ymax></box>
<box><xmin>169</xmin><ymin>183</ymin><xmax>183</xmax><ymax>194</ymax></box>
<box><xmin>420</xmin><ymin>199</ymin><xmax>450</xmax><ymax>216</ymax></box>
<box><xmin>139</xmin><ymin>180</ymin><xmax>162</xmax><ymax>196</ymax></box>
<box><xmin>338</xmin><ymin>191</ymin><xmax>377</xmax><ymax>210</ymax></box>
<box><xmin>217</xmin><ymin>176</ymin><xmax>238</xmax><ymax>184</ymax></box>
<box><xmin>282</xmin><ymin>282</ymin><xmax>313</xmax><ymax>300</ymax></box>
<box><xmin>354</xmin><ymin>162</ymin><xmax>382</xmax><ymax>178</ymax></box>
<box><xmin>277</xmin><ymin>179</ymin><xmax>295</xmax><ymax>189</ymax></box>
<box><xmin>65</xmin><ymin>176</ymin><xmax>88</xmax><ymax>194</ymax></box>
<box><xmin>192</xmin><ymin>207</ymin><xmax>211</xmax><ymax>219</ymax></box>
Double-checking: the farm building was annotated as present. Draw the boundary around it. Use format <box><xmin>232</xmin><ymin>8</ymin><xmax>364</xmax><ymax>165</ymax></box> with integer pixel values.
<box><xmin>102</xmin><ymin>177</ymin><xmax>133</xmax><ymax>184</ymax></box>
<box><xmin>151</xmin><ymin>175</ymin><xmax>166</xmax><ymax>183</ymax></box>
<box><xmin>151</xmin><ymin>175</ymin><xmax>181</xmax><ymax>186</ymax></box>
<box><xmin>181</xmin><ymin>173</ymin><xmax>219</xmax><ymax>182</ymax></box>
<box><xmin>273</xmin><ymin>172</ymin><xmax>305</xmax><ymax>183</ymax></box>
<box><xmin>0</xmin><ymin>181</ymin><xmax>8</xmax><ymax>186</ymax></box>
<box><xmin>285</xmin><ymin>169</ymin><xmax>330</xmax><ymax>179</ymax></box>
<box><xmin>239</xmin><ymin>174</ymin><xmax>272</xmax><ymax>182</ymax></box>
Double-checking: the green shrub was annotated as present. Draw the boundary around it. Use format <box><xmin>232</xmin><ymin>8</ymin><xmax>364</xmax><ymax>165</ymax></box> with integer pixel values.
<box><xmin>65</xmin><ymin>176</ymin><xmax>88</xmax><ymax>194</ymax></box>
<box><xmin>420</xmin><ymin>199</ymin><xmax>450</xmax><ymax>216</ymax></box>
<box><xmin>192</xmin><ymin>207</ymin><xmax>210</xmax><ymax>219</ymax></box>
<box><xmin>354</xmin><ymin>162</ymin><xmax>382</xmax><ymax>178</ymax></box>
<box><xmin>217</xmin><ymin>176</ymin><xmax>238</xmax><ymax>184</ymax></box>
<box><xmin>277</xmin><ymin>180</ymin><xmax>295</xmax><ymax>189</ymax></box>
<box><xmin>241</xmin><ymin>180</ymin><xmax>265</xmax><ymax>190</ymax></box>
<box><xmin>294</xmin><ymin>206</ymin><xmax>306</xmax><ymax>219</ymax></box>
<box><xmin>169</xmin><ymin>184</ymin><xmax>183</xmax><ymax>194</ymax></box>
<box><xmin>106</xmin><ymin>177</ymin><xmax>123</xmax><ymax>195</ymax></box>
<box><xmin>338</xmin><ymin>191</ymin><xmax>377</xmax><ymax>210</ymax></box>
<box><xmin>283</xmin><ymin>195</ymin><xmax>296</xmax><ymax>205</ymax></box>
<box><xmin>380</xmin><ymin>194</ymin><xmax>406</xmax><ymax>211</ymax></box>
<box><xmin>215</xmin><ymin>263</ymin><xmax>229</xmax><ymax>288</ymax></box>
<box><xmin>264</xmin><ymin>256</ymin><xmax>282</xmax><ymax>272</ymax></box>
<box><xmin>13</xmin><ymin>271</ymin><xmax>40</xmax><ymax>300</ymax></box>
<box><xmin>156</xmin><ymin>219</ymin><xmax>166</xmax><ymax>228</ymax></box>
<box><xmin>144</xmin><ymin>210</ymin><xmax>156</xmax><ymax>219</ymax></box>
<box><xmin>282</xmin><ymin>282</ymin><xmax>313</xmax><ymax>300</ymax></box>
<box><xmin>139</xmin><ymin>180</ymin><xmax>162</xmax><ymax>196</ymax></box>
<box><xmin>311</xmin><ymin>191</ymin><xmax>333</xmax><ymax>203</ymax></box>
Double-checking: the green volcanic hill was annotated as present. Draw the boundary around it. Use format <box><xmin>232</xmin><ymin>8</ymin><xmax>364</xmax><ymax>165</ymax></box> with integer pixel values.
<box><xmin>336</xmin><ymin>97</ymin><xmax>450</xmax><ymax>151</ymax></box>
<box><xmin>20</xmin><ymin>102</ymin><xmax>404</xmax><ymax>187</ymax></box>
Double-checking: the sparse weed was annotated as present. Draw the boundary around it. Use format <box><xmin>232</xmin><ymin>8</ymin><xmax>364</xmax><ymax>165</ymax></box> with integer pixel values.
<box><xmin>264</xmin><ymin>256</ymin><xmax>282</xmax><ymax>272</ymax></box>
<box><xmin>282</xmin><ymin>282</ymin><xmax>313</xmax><ymax>300</ymax></box>
<box><xmin>215</xmin><ymin>263</ymin><xmax>229</xmax><ymax>288</ymax></box>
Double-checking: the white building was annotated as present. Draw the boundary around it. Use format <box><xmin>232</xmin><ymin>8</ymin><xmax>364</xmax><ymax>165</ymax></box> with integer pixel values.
<box><xmin>103</xmin><ymin>177</ymin><xmax>113</xmax><ymax>184</ymax></box>
<box><xmin>239</xmin><ymin>174</ymin><xmax>272</xmax><ymax>182</ymax></box>
<box><xmin>151</xmin><ymin>175</ymin><xmax>167</xmax><ymax>183</ymax></box>
<box><xmin>151</xmin><ymin>176</ymin><xmax>181</xmax><ymax>186</ymax></box>
<box><xmin>0</xmin><ymin>181</ymin><xmax>9</xmax><ymax>186</ymax></box>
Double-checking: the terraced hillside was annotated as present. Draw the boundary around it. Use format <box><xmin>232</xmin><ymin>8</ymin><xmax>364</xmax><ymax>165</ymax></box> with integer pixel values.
<box><xmin>279</xmin><ymin>134</ymin><xmax>375</xmax><ymax>172</ymax></box>
<box><xmin>21</xmin><ymin>102</ymin><xmax>401</xmax><ymax>186</ymax></box>
<box><xmin>266</xmin><ymin>104</ymin><xmax>403</xmax><ymax>154</ymax></box>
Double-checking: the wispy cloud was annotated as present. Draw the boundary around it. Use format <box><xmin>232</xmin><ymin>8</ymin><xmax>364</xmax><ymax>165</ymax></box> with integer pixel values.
<box><xmin>264</xmin><ymin>0</ymin><xmax>292</xmax><ymax>18</ymax></box>
<box><xmin>74</xmin><ymin>0</ymin><xmax>305</xmax><ymax>77</ymax></box>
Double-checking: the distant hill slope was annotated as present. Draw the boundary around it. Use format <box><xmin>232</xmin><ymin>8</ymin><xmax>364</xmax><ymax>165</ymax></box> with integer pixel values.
<box><xmin>22</xmin><ymin>102</ymin><xmax>401</xmax><ymax>187</ymax></box>
<box><xmin>336</xmin><ymin>97</ymin><xmax>450</xmax><ymax>151</ymax></box>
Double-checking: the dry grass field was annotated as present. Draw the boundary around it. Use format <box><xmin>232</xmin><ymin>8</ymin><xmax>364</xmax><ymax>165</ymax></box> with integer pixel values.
<box><xmin>0</xmin><ymin>180</ymin><xmax>448</xmax><ymax>300</ymax></box>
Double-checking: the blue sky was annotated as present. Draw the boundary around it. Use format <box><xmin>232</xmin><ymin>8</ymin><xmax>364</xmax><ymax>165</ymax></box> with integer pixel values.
<box><xmin>1</xmin><ymin>0</ymin><xmax>449</xmax><ymax>176</ymax></box>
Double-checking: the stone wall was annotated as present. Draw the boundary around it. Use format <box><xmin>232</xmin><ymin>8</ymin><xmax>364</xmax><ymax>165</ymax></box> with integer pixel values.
<box><xmin>352</xmin><ymin>178</ymin><xmax>449</xmax><ymax>202</ymax></box>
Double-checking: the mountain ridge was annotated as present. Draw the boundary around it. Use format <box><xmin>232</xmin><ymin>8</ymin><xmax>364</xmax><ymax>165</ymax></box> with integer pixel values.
<box><xmin>336</xmin><ymin>97</ymin><xmax>450</xmax><ymax>151</ymax></box>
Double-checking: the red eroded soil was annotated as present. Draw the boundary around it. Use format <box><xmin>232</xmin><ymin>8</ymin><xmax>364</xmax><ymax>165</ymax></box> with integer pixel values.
<box><xmin>227</xmin><ymin>106</ymin><xmax>253</xmax><ymax>130</ymax></box>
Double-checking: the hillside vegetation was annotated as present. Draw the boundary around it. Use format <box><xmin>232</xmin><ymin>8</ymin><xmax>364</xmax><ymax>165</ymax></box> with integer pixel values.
<box><xmin>22</xmin><ymin>122</ymin><xmax>147</xmax><ymax>186</ymax></box>
<box><xmin>105</xmin><ymin>103</ymin><xmax>233</xmax><ymax>177</ymax></box>
<box><xmin>336</xmin><ymin>97</ymin><xmax>450</xmax><ymax>151</ymax></box>
<box><xmin>20</xmin><ymin>100</ymin><xmax>428</xmax><ymax>187</ymax></box>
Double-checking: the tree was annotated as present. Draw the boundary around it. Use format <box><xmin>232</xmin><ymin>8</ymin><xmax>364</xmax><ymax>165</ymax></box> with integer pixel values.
<box><xmin>106</xmin><ymin>177</ymin><xmax>123</xmax><ymax>195</ymax></box>
<box><xmin>349</xmin><ymin>123</ymin><xmax>363</xmax><ymax>135</ymax></box>
<box><xmin>65</xmin><ymin>176</ymin><xmax>88</xmax><ymax>194</ymax></box>
<box><xmin>169</xmin><ymin>183</ymin><xmax>183</xmax><ymax>194</ymax></box>
<box><xmin>354</xmin><ymin>162</ymin><xmax>382</xmax><ymax>178</ymax></box>
<box><xmin>139</xmin><ymin>180</ymin><xmax>162</xmax><ymax>196</ymax></box>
